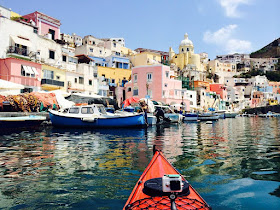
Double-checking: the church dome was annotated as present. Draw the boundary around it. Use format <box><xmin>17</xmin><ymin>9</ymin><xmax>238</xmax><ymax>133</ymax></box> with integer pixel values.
<box><xmin>180</xmin><ymin>33</ymin><xmax>193</xmax><ymax>46</ymax></box>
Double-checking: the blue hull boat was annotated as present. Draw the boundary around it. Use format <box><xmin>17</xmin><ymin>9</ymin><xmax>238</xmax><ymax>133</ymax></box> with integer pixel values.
<box><xmin>0</xmin><ymin>115</ymin><xmax>46</xmax><ymax>129</ymax></box>
<box><xmin>183</xmin><ymin>113</ymin><xmax>198</xmax><ymax>121</ymax></box>
<box><xmin>49</xmin><ymin>104</ymin><xmax>146</xmax><ymax>128</ymax></box>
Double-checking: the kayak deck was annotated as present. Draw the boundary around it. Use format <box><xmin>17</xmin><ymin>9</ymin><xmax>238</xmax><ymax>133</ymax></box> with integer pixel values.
<box><xmin>124</xmin><ymin>151</ymin><xmax>210</xmax><ymax>210</ymax></box>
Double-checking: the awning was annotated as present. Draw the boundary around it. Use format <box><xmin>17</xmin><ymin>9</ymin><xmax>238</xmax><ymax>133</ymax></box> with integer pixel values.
<box><xmin>10</xmin><ymin>35</ymin><xmax>31</xmax><ymax>47</ymax></box>
<box><xmin>31</xmin><ymin>67</ymin><xmax>39</xmax><ymax>75</ymax></box>
<box><xmin>0</xmin><ymin>79</ymin><xmax>24</xmax><ymax>89</ymax></box>
<box><xmin>23</xmin><ymin>65</ymin><xmax>33</xmax><ymax>74</ymax></box>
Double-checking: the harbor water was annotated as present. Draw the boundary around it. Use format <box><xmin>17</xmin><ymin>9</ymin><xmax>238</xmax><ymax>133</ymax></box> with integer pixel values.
<box><xmin>0</xmin><ymin>117</ymin><xmax>279</xmax><ymax>209</ymax></box>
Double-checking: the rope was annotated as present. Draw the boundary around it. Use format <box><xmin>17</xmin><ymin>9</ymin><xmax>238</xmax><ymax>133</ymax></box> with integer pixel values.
<box><xmin>125</xmin><ymin>196</ymin><xmax>211</xmax><ymax>210</ymax></box>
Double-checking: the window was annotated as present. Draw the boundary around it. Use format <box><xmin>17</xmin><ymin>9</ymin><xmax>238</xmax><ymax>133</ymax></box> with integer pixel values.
<box><xmin>111</xmin><ymin>79</ymin><xmax>115</xmax><ymax>83</ymax></box>
<box><xmin>165</xmin><ymin>71</ymin><xmax>169</xmax><ymax>78</ymax></box>
<box><xmin>133</xmin><ymin>88</ymin><xmax>138</xmax><ymax>96</ymax></box>
<box><xmin>128</xmin><ymin>87</ymin><xmax>132</xmax><ymax>92</ymax></box>
<box><xmin>147</xmin><ymin>73</ymin><xmax>152</xmax><ymax>82</ymax></box>
<box><xmin>62</xmin><ymin>55</ymin><xmax>67</xmax><ymax>62</ymax></box>
<box><xmin>100</xmin><ymin>50</ymin><xmax>102</xmax><ymax>54</ymax></box>
<box><xmin>43</xmin><ymin>70</ymin><xmax>54</xmax><ymax>79</ymax></box>
<box><xmin>49</xmin><ymin>50</ymin><xmax>55</xmax><ymax>59</ymax></box>
<box><xmin>134</xmin><ymin>74</ymin><xmax>137</xmax><ymax>83</ymax></box>
<box><xmin>90</xmin><ymin>48</ymin><xmax>93</xmax><ymax>52</ymax></box>
<box><xmin>163</xmin><ymin>90</ymin><xmax>165</xmax><ymax>97</ymax></box>
<box><xmin>69</xmin><ymin>107</ymin><xmax>79</xmax><ymax>114</ymax></box>
<box><xmin>79</xmin><ymin>77</ymin><xmax>84</xmax><ymax>84</ymax></box>
<box><xmin>89</xmin><ymin>80</ymin><xmax>92</xmax><ymax>85</ymax></box>
<box><xmin>49</xmin><ymin>29</ymin><xmax>55</xmax><ymax>40</ymax></box>
<box><xmin>187</xmin><ymin>48</ymin><xmax>189</xmax><ymax>51</ymax></box>
<box><xmin>164</xmin><ymin>83</ymin><xmax>168</xmax><ymax>87</ymax></box>
<box><xmin>75</xmin><ymin>78</ymin><xmax>78</xmax><ymax>83</ymax></box>
<box><xmin>190</xmin><ymin>94</ymin><xmax>192</xmax><ymax>98</ymax></box>
<box><xmin>94</xmin><ymin>73</ymin><xmax>98</xmax><ymax>78</ymax></box>
<box><xmin>113</xmin><ymin>43</ymin><xmax>116</xmax><ymax>47</ymax></box>
<box><xmin>81</xmin><ymin>107</ymin><xmax>94</xmax><ymax>114</ymax></box>
<box><xmin>21</xmin><ymin>66</ymin><xmax>25</xmax><ymax>76</ymax></box>
<box><xmin>56</xmin><ymin>76</ymin><xmax>60</xmax><ymax>80</ymax></box>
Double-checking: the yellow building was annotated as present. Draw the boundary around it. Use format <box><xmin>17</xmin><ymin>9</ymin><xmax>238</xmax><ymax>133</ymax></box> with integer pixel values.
<box><xmin>10</xmin><ymin>11</ymin><xmax>21</xmax><ymax>19</ymax></box>
<box><xmin>209</xmin><ymin>60</ymin><xmax>236</xmax><ymax>74</ymax></box>
<box><xmin>169</xmin><ymin>33</ymin><xmax>202</xmax><ymax>71</ymax></box>
<box><xmin>97</xmin><ymin>66</ymin><xmax>131</xmax><ymax>86</ymax></box>
<box><xmin>41</xmin><ymin>65</ymin><xmax>66</xmax><ymax>91</ymax></box>
<box><xmin>129</xmin><ymin>51</ymin><xmax>162</xmax><ymax>67</ymax></box>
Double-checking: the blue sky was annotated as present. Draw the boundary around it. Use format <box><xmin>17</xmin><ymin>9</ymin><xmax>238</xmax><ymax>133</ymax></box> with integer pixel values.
<box><xmin>1</xmin><ymin>0</ymin><xmax>279</xmax><ymax>59</ymax></box>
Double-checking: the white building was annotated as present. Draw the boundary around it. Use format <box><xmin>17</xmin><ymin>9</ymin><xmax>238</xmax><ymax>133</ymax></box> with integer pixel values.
<box><xmin>0</xmin><ymin>5</ymin><xmax>11</xmax><ymax>19</ymax></box>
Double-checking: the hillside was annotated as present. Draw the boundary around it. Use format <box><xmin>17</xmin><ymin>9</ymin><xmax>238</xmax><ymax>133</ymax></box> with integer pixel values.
<box><xmin>250</xmin><ymin>38</ymin><xmax>280</xmax><ymax>58</ymax></box>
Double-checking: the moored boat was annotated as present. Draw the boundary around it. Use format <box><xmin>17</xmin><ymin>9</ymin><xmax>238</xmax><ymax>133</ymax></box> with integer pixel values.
<box><xmin>49</xmin><ymin>104</ymin><xmax>146</xmax><ymax>128</ymax></box>
<box><xmin>155</xmin><ymin>105</ymin><xmax>183</xmax><ymax>123</ymax></box>
<box><xmin>224</xmin><ymin>112</ymin><xmax>238</xmax><ymax>118</ymax></box>
<box><xmin>124</xmin><ymin>150</ymin><xmax>210</xmax><ymax>210</ymax></box>
<box><xmin>198</xmin><ymin>112</ymin><xmax>219</xmax><ymax>121</ymax></box>
<box><xmin>0</xmin><ymin>115</ymin><xmax>46</xmax><ymax>129</ymax></box>
<box><xmin>183</xmin><ymin>113</ymin><xmax>198</xmax><ymax>122</ymax></box>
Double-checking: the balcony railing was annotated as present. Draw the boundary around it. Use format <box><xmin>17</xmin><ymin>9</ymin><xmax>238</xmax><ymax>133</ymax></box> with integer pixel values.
<box><xmin>7</xmin><ymin>46</ymin><xmax>29</xmax><ymax>56</ymax></box>
<box><xmin>41</xmin><ymin>78</ymin><xmax>64</xmax><ymax>87</ymax></box>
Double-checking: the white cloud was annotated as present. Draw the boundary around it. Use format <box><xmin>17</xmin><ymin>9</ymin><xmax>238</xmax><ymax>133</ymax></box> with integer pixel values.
<box><xmin>203</xmin><ymin>25</ymin><xmax>252</xmax><ymax>54</ymax></box>
<box><xmin>203</xmin><ymin>24</ymin><xmax>237</xmax><ymax>44</ymax></box>
<box><xmin>226</xmin><ymin>39</ymin><xmax>252</xmax><ymax>54</ymax></box>
<box><xmin>218</xmin><ymin>0</ymin><xmax>251</xmax><ymax>18</ymax></box>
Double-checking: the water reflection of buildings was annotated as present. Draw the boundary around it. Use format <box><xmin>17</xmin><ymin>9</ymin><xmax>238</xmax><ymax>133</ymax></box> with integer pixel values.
<box><xmin>146</xmin><ymin>125</ymin><xmax>184</xmax><ymax>162</ymax></box>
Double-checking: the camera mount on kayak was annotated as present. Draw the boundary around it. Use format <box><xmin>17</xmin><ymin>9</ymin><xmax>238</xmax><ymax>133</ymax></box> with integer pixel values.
<box><xmin>143</xmin><ymin>174</ymin><xmax>190</xmax><ymax>197</ymax></box>
<box><xmin>143</xmin><ymin>174</ymin><xmax>190</xmax><ymax>210</ymax></box>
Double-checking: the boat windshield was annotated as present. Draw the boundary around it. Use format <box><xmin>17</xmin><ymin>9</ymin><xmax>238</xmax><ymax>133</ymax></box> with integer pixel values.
<box><xmin>81</xmin><ymin>107</ymin><xmax>94</xmax><ymax>114</ymax></box>
<box><xmin>69</xmin><ymin>107</ymin><xmax>80</xmax><ymax>114</ymax></box>
<box><xmin>96</xmin><ymin>105</ymin><xmax>107</xmax><ymax>114</ymax></box>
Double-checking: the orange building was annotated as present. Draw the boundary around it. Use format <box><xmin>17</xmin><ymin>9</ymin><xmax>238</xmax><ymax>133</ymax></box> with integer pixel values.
<box><xmin>194</xmin><ymin>81</ymin><xmax>210</xmax><ymax>91</ymax></box>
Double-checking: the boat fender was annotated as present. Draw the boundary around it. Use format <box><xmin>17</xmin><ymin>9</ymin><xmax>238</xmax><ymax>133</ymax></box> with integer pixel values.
<box><xmin>143</xmin><ymin>177</ymin><xmax>190</xmax><ymax>197</ymax></box>
<box><xmin>81</xmin><ymin>118</ymin><xmax>96</xmax><ymax>122</ymax></box>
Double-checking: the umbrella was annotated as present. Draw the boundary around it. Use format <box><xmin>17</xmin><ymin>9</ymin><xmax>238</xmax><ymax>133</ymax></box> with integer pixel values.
<box><xmin>123</xmin><ymin>97</ymin><xmax>140</xmax><ymax>108</ymax></box>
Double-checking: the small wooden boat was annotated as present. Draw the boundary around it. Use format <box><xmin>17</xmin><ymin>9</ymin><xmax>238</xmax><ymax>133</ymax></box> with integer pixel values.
<box><xmin>198</xmin><ymin>112</ymin><xmax>219</xmax><ymax>121</ymax></box>
<box><xmin>224</xmin><ymin>112</ymin><xmax>238</xmax><ymax>118</ymax></box>
<box><xmin>124</xmin><ymin>150</ymin><xmax>211</xmax><ymax>210</ymax></box>
<box><xmin>155</xmin><ymin>105</ymin><xmax>183</xmax><ymax>123</ymax></box>
<box><xmin>49</xmin><ymin>104</ymin><xmax>146</xmax><ymax>128</ymax></box>
<box><xmin>183</xmin><ymin>113</ymin><xmax>198</xmax><ymax>122</ymax></box>
<box><xmin>0</xmin><ymin>115</ymin><xmax>46</xmax><ymax>129</ymax></box>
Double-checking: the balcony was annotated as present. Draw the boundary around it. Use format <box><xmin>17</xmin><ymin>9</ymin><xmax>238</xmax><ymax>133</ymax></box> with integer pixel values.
<box><xmin>7</xmin><ymin>46</ymin><xmax>29</xmax><ymax>57</ymax></box>
<box><xmin>41</xmin><ymin>78</ymin><xmax>64</xmax><ymax>87</ymax></box>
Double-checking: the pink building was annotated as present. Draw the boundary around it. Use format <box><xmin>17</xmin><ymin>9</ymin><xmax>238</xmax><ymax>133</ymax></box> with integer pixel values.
<box><xmin>210</xmin><ymin>84</ymin><xmax>227</xmax><ymax>100</ymax></box>
<box><xmin>125</xmin><ymin>65</ymin><xmax>190</xmax><ymax>110</ymax></box>
<box><xmin>0</xmin><ymin>57</ymin><xmax>42</xmax><ymax>92</ymax></box>
<box><xmin>22</xmin><ymin>11</ymin><xmax>61</xmax><ymax>40</ymax></box>
<box><xmin>269</xmin><ymin>82</ymin><xmax>280</xmax><ymax>94</ymax></box>
<box><xmin>251</xmin><ymin>91</ymin><xmax>263</xmax><ymax>107</ymax></box>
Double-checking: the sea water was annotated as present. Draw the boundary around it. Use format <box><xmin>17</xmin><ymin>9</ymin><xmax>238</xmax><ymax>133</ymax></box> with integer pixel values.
<box><xmin>0</xmin><ymin>117</ymin><xmax>279</xmax><ymax>209</ymax></box>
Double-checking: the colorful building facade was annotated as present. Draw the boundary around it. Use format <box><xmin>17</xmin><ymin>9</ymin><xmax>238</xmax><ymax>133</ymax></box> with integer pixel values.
<box><xmin>0</xmin><ymin>57</ymin><xmax>41</xmax><ymax>92</ymax></box>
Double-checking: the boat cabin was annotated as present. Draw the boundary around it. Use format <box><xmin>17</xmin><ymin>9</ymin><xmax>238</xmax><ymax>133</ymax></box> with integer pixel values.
<box><xmin>61</xmin><ymin>104</ymin><xmax>107</xmax><ymax>116</ymax></box>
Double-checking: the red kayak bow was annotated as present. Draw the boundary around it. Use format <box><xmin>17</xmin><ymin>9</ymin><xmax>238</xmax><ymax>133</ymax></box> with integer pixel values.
<box><xmin>124</xmin><ymin>151</ymin><xmax>211</xmax><ymax>210</ymax></box>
